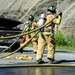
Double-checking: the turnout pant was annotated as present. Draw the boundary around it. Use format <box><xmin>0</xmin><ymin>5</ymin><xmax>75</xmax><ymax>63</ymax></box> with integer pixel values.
<box><xmin>26</xmin><ymin>34</ymin><xmax>38</xmax><ymax>53</ymax></box>
<box><xmin>36</xmin><ymin>33</ymin><xmax>55</xmax><ymax>60</ymax></box>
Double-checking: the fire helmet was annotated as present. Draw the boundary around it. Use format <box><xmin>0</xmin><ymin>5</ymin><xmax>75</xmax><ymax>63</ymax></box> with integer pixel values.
<box><xmin>47</xmin><ymin>6</ymin><xmax>56</xmax><ymax>13</ymax></box>
<box><xmin>28</xmin><ymin>15</ymin><xmax>34</xmax><ymax>21</ymax></box>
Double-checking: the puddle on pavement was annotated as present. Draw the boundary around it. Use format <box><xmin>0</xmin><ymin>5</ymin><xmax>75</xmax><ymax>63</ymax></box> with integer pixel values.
<box><xmin>0</xmin><ymin>67</ymin><xmax>75</xmax><ymax>75</ymax></box>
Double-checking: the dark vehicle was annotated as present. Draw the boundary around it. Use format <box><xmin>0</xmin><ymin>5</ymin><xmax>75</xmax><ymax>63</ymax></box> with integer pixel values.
<box><xmin>0</xmin><ymin>17</ymin><xmax>23</xmax><ymax>53</ymax></box>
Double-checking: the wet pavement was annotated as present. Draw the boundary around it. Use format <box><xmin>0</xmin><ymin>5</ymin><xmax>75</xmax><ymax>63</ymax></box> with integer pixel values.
<box><xmin>0</xmin><ymin>67</ymin><xmax>75</xmax><ymax>75</ymax></box>
<box><xmin>0</xmin><ymin>47</ymin><xmax>75</xmax><ymax>75</ymax></box>
<box><xmin>0</xmin><ymin>47</ymin><xmax>75</xmax><ymax>65</ymax></box>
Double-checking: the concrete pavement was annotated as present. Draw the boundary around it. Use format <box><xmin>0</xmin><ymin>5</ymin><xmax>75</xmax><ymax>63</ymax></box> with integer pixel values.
<box><xmin>0</xmin><ymin>47</ymin><xmax>75</xmax><ymax>67</ymax></box>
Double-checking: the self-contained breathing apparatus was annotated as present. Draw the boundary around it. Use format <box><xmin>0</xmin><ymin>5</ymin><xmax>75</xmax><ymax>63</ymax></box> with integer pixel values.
<box><xmin>38</xmin><ymin>12</ymin><xmax>54</xmax><ymax>32</ymax></box>
<box><xmin>38</xmin><ymin>13</ymin><xmax>46</xmax><ymax>32</ymax></box>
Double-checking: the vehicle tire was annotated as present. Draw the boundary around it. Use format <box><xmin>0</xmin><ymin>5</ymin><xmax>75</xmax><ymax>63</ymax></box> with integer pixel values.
<box><xmin>11</xmin><ymin>43</ymin><xmax>23</xmax><ymax>53</ymax></box>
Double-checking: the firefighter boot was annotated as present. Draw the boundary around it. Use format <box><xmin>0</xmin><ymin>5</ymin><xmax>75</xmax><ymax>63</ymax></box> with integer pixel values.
<box><xmin>48</xmin><ymin>58</ymin><xmax>54</xmax><ymax>64</ymax></box>
<box><xmin>34</xmin><ymin>52</ymin><xmax>37</xmax><ymax>54</ymax></box>
<box><xmin>48</xmin><ymin>58</ymin><xmax>58</xmax><ymax>64</ymax></box>
<box><xmin>36</xmin><ymin>59</ymin><xmax>44</xmax><ymax>64</ymax></box>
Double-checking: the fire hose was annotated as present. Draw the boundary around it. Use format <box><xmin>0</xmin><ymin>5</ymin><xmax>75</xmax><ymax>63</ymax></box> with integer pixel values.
<box><xmin>0</xmin><ymin>0</ymin><xmax>40</xmax><ymax>53</ymax></box>
<box><xmin>0</xmin><ymin>12</ymin><xmax>61</xmax><ymax>58</ymax></box>
<box><xmin>0</xmin><ymin>12</ymin><xmax>61</xmax><ymax>39</ymax></box>
<box><xmin>0</xmin><ymin>31</ymin><xmax>39</xmax><ymax>58</ymax></box>
<box><xmin>0</xmin><ymin>25</ymin><xmax>28</xmax><ymax>54</ymax></box>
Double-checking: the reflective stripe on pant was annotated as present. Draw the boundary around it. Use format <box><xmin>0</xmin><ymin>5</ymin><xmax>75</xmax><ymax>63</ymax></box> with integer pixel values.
<box><xmin>36</xmin><ymin>33</ymin><xmax>55</xmax><ymax>60</ymax></box>
<box><xmin>26</xmin><ymin>35</ymin><xmax>38</xmax><ymax>52</ymax></box>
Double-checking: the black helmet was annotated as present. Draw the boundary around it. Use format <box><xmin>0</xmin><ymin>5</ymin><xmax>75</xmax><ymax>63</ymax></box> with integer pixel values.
<box><xmin>28</xmin><ymin>15</ymin><xmax>34</xmax><ymax>21</ymax></box>
<box><xmin>47</xmin><ymin>6</ymin><xmax>56</xmax><ymax>13</ymax></box>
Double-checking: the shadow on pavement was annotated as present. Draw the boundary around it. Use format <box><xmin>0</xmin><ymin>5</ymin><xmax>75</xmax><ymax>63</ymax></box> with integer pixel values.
<box><xmin>57</xmin><ymin>60</ymin><xmax>75</xmax><ymax>64</ymax></box>
<box><xmin>23</xmin><ymin>50</ymin><xmax>33</xmax><ymax>52</ymax></box>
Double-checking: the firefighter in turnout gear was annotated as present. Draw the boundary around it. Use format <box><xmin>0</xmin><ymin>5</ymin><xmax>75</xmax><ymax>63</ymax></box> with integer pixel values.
<box><xmin>36</xmin><ymin>6</ymin><xmax>62</xmax><ymax>64</ymax></box>
<box><xmin>26</xmin><ymin>15</ymin><xmax>38</xmax><ymax>54</ymax></box>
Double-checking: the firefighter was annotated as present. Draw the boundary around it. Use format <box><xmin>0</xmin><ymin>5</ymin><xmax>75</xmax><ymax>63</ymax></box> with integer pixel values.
<box><xmin>20</xmin><ymin>21</ymin><xmax>29</xmax><ymax>53</ymax></box>
<box><xmin>25</xmin><ymin>15</ymin><xmax>38</xmax><ymax>54</ymax></box>
<box><xmin>36</xmin><ymin>6</ymin><xmax>62</xmax><ymax>64</ymax></box>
